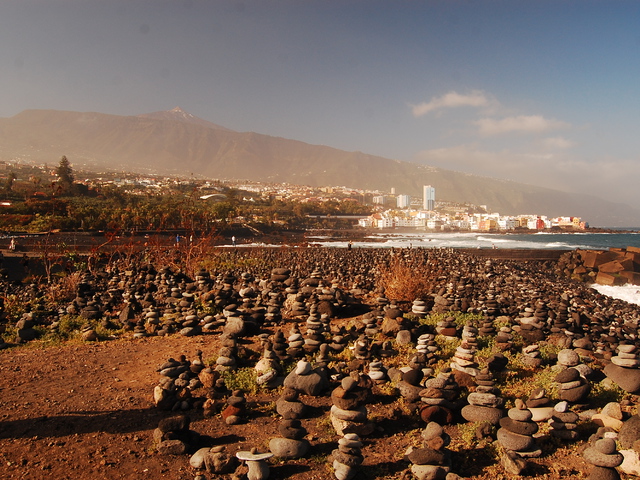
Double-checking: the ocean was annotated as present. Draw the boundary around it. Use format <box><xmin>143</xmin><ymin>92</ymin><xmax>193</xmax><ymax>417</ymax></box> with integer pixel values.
<box><xmin>305</xmin><ymin>231</ymin><xmax>640</xmax><ymax>306</ymax></box>
<box><xmin>306</xmin><ymin>231</ymin><xmax>640</xmax><ymax>251</ymax></box>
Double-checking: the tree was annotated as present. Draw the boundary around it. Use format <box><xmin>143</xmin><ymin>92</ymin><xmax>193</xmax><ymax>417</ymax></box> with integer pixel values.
<box><xmin>56</xmin><ymin>155</ymin><xmax>75</xmax><ymax>194</ymax></box>
<box><xmin>4</xmin><ymin>171</ymin><xmax>17</xmax><ymax>197</ymax></box>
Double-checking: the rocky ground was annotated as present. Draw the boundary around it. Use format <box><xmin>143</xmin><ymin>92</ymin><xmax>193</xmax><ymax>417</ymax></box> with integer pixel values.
<box><xmin>0</xmin><ymin>323</ymin><xmax>604</xmax><ymax>480</ymax></box>
<box><xmin>1</xmin><ymin>245</ymin><xmax>639</xmax><ymax>480</ymax></box>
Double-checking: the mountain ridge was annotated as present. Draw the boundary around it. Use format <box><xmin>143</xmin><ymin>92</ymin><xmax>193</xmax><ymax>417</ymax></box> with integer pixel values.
<box><xmin>0</xmin><ymin>108</ymin><xmax>638</xmax><ymax>227</ymax></box>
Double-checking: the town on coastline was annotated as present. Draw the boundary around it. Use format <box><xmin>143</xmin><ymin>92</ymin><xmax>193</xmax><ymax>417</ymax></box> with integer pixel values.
<box><xmin>358</xmin><ymin>185</ymin><xmax>588</xmax><ymax>232</ymax></box>
<box><xmin>0</xmin><ymin>161</ymin><xmax>591</xmax><ymax>238</ymax></box>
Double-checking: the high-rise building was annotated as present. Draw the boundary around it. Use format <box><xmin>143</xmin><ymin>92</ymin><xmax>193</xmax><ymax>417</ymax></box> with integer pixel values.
<box><xmin>397</xmin><ymin>194</ymin><xmax>411</xmax><ymax>208</ymax></box>
<box><xmin>423</xmin><ymin>185</ymin><xmax>435</xmax><ymax>211</ymax></box>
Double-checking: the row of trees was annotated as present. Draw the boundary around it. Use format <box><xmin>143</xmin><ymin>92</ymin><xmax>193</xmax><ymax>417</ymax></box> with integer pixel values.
<box><xmin>0</xmin><ymin>157</ymin><xmax>372</xmax><ymax>233</ymax></box>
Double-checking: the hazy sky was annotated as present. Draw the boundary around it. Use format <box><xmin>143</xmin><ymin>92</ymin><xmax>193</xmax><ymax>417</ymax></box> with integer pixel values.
<box><xmin>2</xmin><ymin>1</ymin><xmax>640</xmax><ymax>206</ymax></box>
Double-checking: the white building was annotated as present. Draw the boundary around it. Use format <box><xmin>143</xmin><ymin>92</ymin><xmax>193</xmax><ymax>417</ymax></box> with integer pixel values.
<box><xmin>423</xmin><ymin>185</ymin><xmax>435</xmax><ymax>211</ymax></box>
<box><xmin>397</xmin><ymin>194</ymin><xmax>411</xmax><ymax>208</ymax></box>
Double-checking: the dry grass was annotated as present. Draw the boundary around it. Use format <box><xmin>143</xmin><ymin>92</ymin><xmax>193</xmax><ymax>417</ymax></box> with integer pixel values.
<box><xmin>378</xmin><ymin>256</ymin><xmax>433</xmax><ymax>302</ymax></box>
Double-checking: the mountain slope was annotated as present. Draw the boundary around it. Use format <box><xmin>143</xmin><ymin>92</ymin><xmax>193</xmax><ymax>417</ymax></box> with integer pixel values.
<box><xmin>0</xmin><ymin>109</ymin><xmax>638</xmax><ymax>227</ymax></box>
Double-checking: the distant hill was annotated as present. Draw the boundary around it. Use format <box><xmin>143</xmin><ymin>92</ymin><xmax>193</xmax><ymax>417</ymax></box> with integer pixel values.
<box><xmin>0</xmin><ymin>108</ymin><xmax>638</xmax><ymax>227</ymax></box>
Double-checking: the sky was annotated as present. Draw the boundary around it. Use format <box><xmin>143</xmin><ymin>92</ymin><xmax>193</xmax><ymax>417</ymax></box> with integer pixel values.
<box><xmin>2</xmin><ymin>0</ymin><xmax>640</xmax><ymax>207</ymax></box>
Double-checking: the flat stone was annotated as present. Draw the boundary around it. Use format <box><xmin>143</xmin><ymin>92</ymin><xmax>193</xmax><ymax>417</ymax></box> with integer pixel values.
<box><xmin>583</xmin><ymin>446</ymin><xmax>623</xmax><ymax>468</ymax></box>
<box><xmin>269</xmin><ymin>437</ymin><xmax>309</xmax><ymax>459</ymax></box>
<box><xmin>557</xmin><ymin>349</ymin><xmax>580</xmax><ymax>367</ymax></box>
<box><xmin>619</xmin><ymin>415</ymin><xmax>640</xmax><ymax>449</ymax></box>
<box><xmin>410</xmin><ymin>464</ymin><xmax>450</xmax><ymax>480</ymax></box>
<box><xmin>497</xmin><ymin>428</ymin><xmax>535</xmax><ymax>452</ymax></box>
<box><xmin>604</xmin><ymin>363</ymin><xmax>640</xmax><ymax>393</ymax></box>
<box><xmin>467</xmin><ymin>392</ymin><xmax>503</xmax><ymax>408</ymax></box>
<box><xmin>499</xmin><ymin>417</ymin><xmax>538</xmax><ymax>436</ymax></box>
<box><xmin>461</xmin><ymin>405</ymin><xmax>503</xmax><ymax>425</ymax></box>
<box><xmin>508</xmin><ymin>408</ymin><xmax>533</xmax><ymax>422</ymax></box>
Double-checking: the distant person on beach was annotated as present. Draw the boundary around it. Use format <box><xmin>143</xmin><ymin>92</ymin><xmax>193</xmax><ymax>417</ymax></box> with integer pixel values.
<box><xmin>232</xmin><ymin>236</ymin><xmax>236</xmax><ymax>246</ymax></box>
<box><xmin>175</xmin><ymin>234</ymin><xmax>181</xmax><ymax>248</ymax></box>
<box><xmin>347</xmin><ymin>241</ymin><xmax>352</xmax><ymax>250</ymax></box>
<box><xmin>9</xmin><ymin>239</ymin><xmax>15</xmax><ymax>251</ymax></box>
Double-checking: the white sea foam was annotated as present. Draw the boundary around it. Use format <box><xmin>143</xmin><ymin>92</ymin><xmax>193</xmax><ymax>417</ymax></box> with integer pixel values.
<box><xmin>591</xmin><ymin>284</ymin><xmax>640</xmax><ymax>306</ymax></box>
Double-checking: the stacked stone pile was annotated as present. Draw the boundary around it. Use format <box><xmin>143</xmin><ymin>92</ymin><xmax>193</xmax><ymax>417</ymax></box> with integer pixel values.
<box><xmin>286</xmin><ymin>326</ymin><xmax>305</xmax><ymax>359</ymax></box>
<box><xmin>525</xmin><ymin>388</ymin><xmax>554</xmax><ymax>422</ymax></box>
<box><xmin>450</xmin><ymin>339</ymin><xmax>479</xmax><ymax>377</ymax></box>
<box><xmin>254</xmin><ymin>346</ymin><xmax>283</xmax><ymax>388</ymax></box>
<box><xmin>221</xmin><ymin>389</ymin><xmax>247</xmax><ymax>425</ymax></box>
<box><xmin>554</xmin><ymin>364</ymin><xmax>591</xmax><ymax>405</ymax></box>
<box><xmin>331</xmin><ymin>433</ymin><xmax>363</xmax><ymax>480</ymax></box>
<box><xmin>153</xmin><ymin>414</ymin><xmax>201</xmax><ymax>456</ymax></box>
<box><xmin>412</xmin><ymin>298</ymin><xmax>430</xmax><ymax>318</ymax></box>
<box><xmin>283</xmin><ymin>359</ymin><xmax>329</xmax><ymax>396</ymax></box>
<box><xmin>276</xmin><ymin>387</ymin><xmax>307</xmax><ymax>419</ymax></box>
<box><xmin>154</xmin><ymin>355</ymin><xmax>204</xmax><ymax>411</ymax></box>
<box><xmin>406</xmin><ymin>422</ymin><xmax>452</xmax><ymax>480</ymax></box>
<box><xmin>604</xmin><ymin>344</ymin><xmax>640</xmax><ymax>394</ymax></box>
<box><xmin>435</xmin><ymin>315</ymin><xmax>457</xmax><ymax>338</ymax></box>
<box><xmin>513</xmin><ymin>306</ymin><xmax>545</xmax><ymax>343</ymax></box>
<box><xmin>190</xmin><ymin>445</ymin><xmax>238</xmax><ymax>475</ymax></box>
<box><xmin>330</xmin><ymin>374</ymin><xmax>375</xmax><ymax>436</ymax></box>
<box><xmin>521</xmin><ymin>344</ymin><xmax>543</xmax><ymax>368</ymax></box>
<box><xmin>497</xmin><ymin>399</ymin><xmax>541</xmax><ymax>473</ymax></box>
<box><xmin>236</xmin><ymin>448</ymin><xmax>274</xmax><ymax>480</ymax></box>
<box><xmin>495</xmin><ymin>323</ymin><xmax>515</xmax><ymax>351</ymax></box>
<box><xmin>419</xmin><ymin>370</ymin><xmax>459</xmax><ymax>425</ymax></box>
<box><xmin>303</xmin><ymin>313</ymin><xmax>326</xmax><ymax>355</ymax></box>
<box><xmin>583</xmin><ymin>437</ymin><xmax>623</xmax><ymax>480</ymax></box>
<box><xmin>416</xmin><ymin>333</ymin><xmax>438</xmax><ymax>368</ymax></box>
<box><xmin>461</xmin><ymin>367</ymin><xmax>504</xmax><ymax>425</ymax></box>
<box><xmin>269</xmin><ymin>412</ymin><xmax>310</xmax><ymax>459</ymax></box>
<box><xmin>549</xmin><ymin>401</ymin><xmax>580</xmax><ymax>440</ymax></box>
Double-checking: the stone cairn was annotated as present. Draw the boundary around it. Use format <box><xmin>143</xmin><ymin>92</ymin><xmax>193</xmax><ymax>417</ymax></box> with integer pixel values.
<box><xmin>416</xmin><ymin>333</ymin><xmax>438</xmax><ymax>370</ymax></box>
<box><xmin>190</xmin><ymin>445</ymin><xmax>238</xmax><ymax>476</ymax></box>
<box><xmin>450</xmin><ymin>339</ymin><xmax>479</xmax><ymax>377</ymax></box>
<box><xmin>366</xmin><ymin>360</ymin><xmax>388</xmax><ymax>384</ymax></box>
<box><xmin>525</xmin><ymin>387</ymin><xmax>554</xmax><ymax>422</ymax></box>
<box><xmin>461</xmin><ymin>367</ymin><xmax>504</xmax><ymax>425</ymax></box>
<box><xmin>497</xmin><ymin>399</ymin><xmax>540</xmax><ymax>474</ymax></box>
<box><xmin>583</xmin><ymin>437</ymin><xmax>623</xmax><ymax>480</ymax></box>
<box><xmin>330</xmin><ymin>373</ymin><xmax>375</xmax><ymax>437</ymax></box>
<box><xmin>304</xmin><ymin>313</ymin><xmax>326</xmax><ymax>355</ymax></box>
<box><xmin>419</xmin><ymin>369</ymin><xmax>459</xmax><ymax>426</ymax></box>
<box><xmin>555</xmin><ymin>349</ymin><xmax>591</xmax><ymax>405</ymax></box>
<box><xmin>435</xmin><ymin>315</ymin><xmax>458</xmax><ymax>339</ymax></box>
<box><xmin>286</xmin><ymin>326</ymin><xmax>305</xmax><ymax>359</ymax></box>
<box><xmin>549</xmin><ymin>401</ymin><xmax>579</xmax><ymax>441</ymax></box>
<box><xmin>332</xmin><ymin>433</ymin><xmax>363</xmax><ymax>480</ymax></box>
<box><xmin>521</xmin><ymin>344</ymin><xmax>543</xmax><ymax>368</ymax></box>
<box><xmin>495</xmin><ymin>323</ymin><xmax>515</xmax><ymax>351</ymax></box>
<box><xmin>221</xmin><ymin>389</ymin><xmax>247</xmax><ymax>425</ymax></box>
<box><xmin>513</xmin><ymin>306</ymin><xmax>545</xmax><ymax>344</ymax></box>
<box><xmin>271</xmin><ymin>330</ymin><xmax>289</xmax><ymax>361</ymax></box>
<box><xmin>276</xmin><ymin>387</ymin><xmax>307</xmax><ymax>419</ymax></box>
<box><xmin>153</xmin><ymin>414</ymin><xmax>200</xmax><ymax>456</ymax></box>
<box><xmin>406</xmin><ymin>422</ymin><xmax>452</xmax><ymax>480</ymax></box>
<box><xmin>412</xmin><ymin>298</ymin><xmax>430</xmax><ymax>318</ymax></box>
<box><xmin>254</xmin><ymin>346</ymin><xmax>283</xmax><ymax>389</ymax></box>
<box><xmin>604</xmin><ymin>344</ymin><xmax>640</xmax><ymax>394</ymax></box>
<box><xmin>269</xmin><ymin>412</ymin><xmax>310</xmax><ymax>459</ymax></box>
<box><xmin>154</xmin><ymin>355</ymin><xmax>202</xmax><ymax>411</ymax></box>
<box><xmin>283</xmin><ymin>359</ymin><xmax>329</xmax><ymax>396</ymax></box>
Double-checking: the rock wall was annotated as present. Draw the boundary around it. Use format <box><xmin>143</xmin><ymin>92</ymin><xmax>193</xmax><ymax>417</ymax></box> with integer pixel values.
<box><xmin>557</xmin><ymin>247</ymin><xmax>640</xmax><ymax>286</ymax></box>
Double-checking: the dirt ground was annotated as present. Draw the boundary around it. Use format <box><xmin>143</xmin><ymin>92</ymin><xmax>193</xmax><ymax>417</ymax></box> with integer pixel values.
<box><xmin>0</xmin><ymin>323</ymin><xmax>601</xmax><ymax>480</ymax></box>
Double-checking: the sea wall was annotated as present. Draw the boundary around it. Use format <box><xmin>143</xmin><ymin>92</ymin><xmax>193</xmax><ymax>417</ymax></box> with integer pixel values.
<box><xmin>558</xmin><ymin>246</ymin><xmax>640</xmax><ymax>286</ymax></box>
